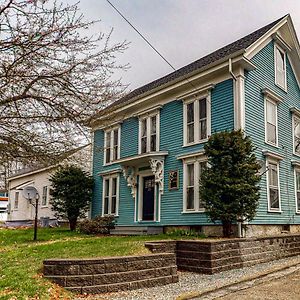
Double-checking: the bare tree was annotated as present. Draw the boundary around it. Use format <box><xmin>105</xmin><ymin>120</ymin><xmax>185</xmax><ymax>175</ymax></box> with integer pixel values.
<box><xmin>0</xmin><ymin>0</ymin><xmax>128</xmax><ymax>166</ymax></box>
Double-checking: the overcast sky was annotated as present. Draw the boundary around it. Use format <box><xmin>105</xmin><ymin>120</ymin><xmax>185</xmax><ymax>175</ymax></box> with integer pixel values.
<box><xmin>74</xmin><ymin>0</ymin><xmax>300</xmax><ymax>91</ymax></box>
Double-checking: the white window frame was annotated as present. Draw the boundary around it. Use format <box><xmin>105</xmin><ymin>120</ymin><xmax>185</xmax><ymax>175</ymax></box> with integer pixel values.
<box><xmin>264</xmin><ymin>97</ymin><xmax>278</xmax><ymax>147</ymax></box>
<box><xmin>138</xmin><ymin>112</ymin><xmax>160</xmax><ymax>154</ymax></box>
<box><xmin>183</xmin><ymin>93</ymin><xmax>211</xmax><ymax>147</ymax></box>
<box><xmin>41</xmin><ymin>186</ymin><xmax>48</xmax><ymax>207</ymax></box>
<box><xmin>103</xmin><ymin>126</ymin><xmax>121</xmax><ymax>165</ymax></box>
<box><xmin>294</xmin><ymin>168</ymin><xmax>300</xmax><ymax>213</ymax></box>
<box><xmin>14</xmin><ymin>191</ymin><xmax>19</xmax><ymax>210</ymax></box>
<box><xmin>292</xmin><ymin>113</ymin><xmax>300</xmax><ymax>157</ymax></box>
<box><xmin>183</xmin><ymin>156</ymin><xmax>207</xmax><ymax>213</ymax></box>
<box><xmin>274</xmin><ymin>43</ymin><xmax>287</xmax><ymax>91</ymax></box>
<box><xmin>266</xmin><ymin>159</ymin><xmax>281</xmax><ymax>213</ymax></box>
<box><xmin>102</xmin><ymin>174</ymin><xmax>120</xmax><ymax>216</ymax></box>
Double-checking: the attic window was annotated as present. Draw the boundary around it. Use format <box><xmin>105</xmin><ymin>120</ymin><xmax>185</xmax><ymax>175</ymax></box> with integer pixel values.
<box><xmin>274</xmin><ymin>44</ymin><xmax>286</xmax><ymax>90</ymax></box>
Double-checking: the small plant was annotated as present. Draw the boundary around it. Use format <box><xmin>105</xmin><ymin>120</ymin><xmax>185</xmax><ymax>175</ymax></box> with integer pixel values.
<box><xmin>166</xmin><ymin>228</ymin><xmax>206</xmax><ymax>238</ymax></box>
<box><xmin>77</xmin><ymin>215</ymin><xmax>116</xmax><ymax>234</ymax></box>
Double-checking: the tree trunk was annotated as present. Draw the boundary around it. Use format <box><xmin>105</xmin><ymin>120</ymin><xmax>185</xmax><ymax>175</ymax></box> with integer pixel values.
<box><xmin>222</xmin><ymin>220</ymin><xmax>232</xmax><ymax>238</ymax></box>
<box><xmin>69</xmin><ymin>218</ymin><xmax>77</xmax><ymax>231</ymax></box>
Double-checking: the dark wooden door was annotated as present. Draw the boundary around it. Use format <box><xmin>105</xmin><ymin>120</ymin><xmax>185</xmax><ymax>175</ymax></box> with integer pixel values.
<box><xmin>142</xmin><ymin>176</ymin><xmax>155</xmax><ymax>221</ymax></box>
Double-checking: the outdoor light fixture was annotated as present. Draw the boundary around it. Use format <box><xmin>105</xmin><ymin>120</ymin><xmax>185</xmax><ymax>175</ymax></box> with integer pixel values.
<box><xmin>22</xmin><ymin>186</ymin><xmax>39</xmax><ymax>241</ymax></box>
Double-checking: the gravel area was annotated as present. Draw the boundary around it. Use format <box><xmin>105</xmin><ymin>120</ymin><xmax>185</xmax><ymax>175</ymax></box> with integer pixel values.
<box><xmin>75</xmin><ymin>255</ymin><xmax>300</xmax><ymax>300</ymax></box>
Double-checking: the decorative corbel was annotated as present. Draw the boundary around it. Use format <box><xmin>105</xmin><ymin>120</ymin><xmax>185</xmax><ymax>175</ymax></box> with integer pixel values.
<box><xmin>122</xmin><ymin>166</ymin><xmax>137</xmax><ymax>199</ymax></box>
<box><xmin>149</xmin><ymin>158</ymin><xmax>164</xmax><ymax>194</ymax></box>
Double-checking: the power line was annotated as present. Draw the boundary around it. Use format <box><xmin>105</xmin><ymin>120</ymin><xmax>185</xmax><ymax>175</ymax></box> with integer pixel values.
<box><xmin>105</xmin><ymin>0</ymin><xmax>232</xmax><ymax>126</ymax></box>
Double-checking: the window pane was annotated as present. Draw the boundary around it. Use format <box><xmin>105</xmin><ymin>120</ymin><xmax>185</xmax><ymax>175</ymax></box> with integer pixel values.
<box><xmin>141</xmin><ymin>119</ymin><xmax>147</xmax><ymax>153</ymax></box>
<box><xmin>112</xmin><ymin>178</ymin><xmax>117</xmax><ymax>196</ymax></box>
<box><xmin>42</xmin><ymin>186</ymin><xmax>47</xmax><ymax>206</ymax></box>
<box><xmin>187</xmin><ymin>103</ymin><xmax>194</xmax><ymax>123</ymax></box>
<box><xmin>111</xmin><ymin>196</ymin><xmax>116</xmax><ymax>214</ymax></box>
<box><xmin>296</xmin><ymin>172</ymin><xmax>300</xmax><ymax>191</ymax></box>
<box><xmin>297</xmin><ymin>192</ymin><xmax>300</xmax><ymax>211</ymax></box>
<box><xmin>141</xmin><ymin>119</ymin><xmax>147</xmax><ymax>137</ymax></box>
<box><xmin>199</xmin><ymin>161</ymin><xmax>207</xmax><ymax>210</ymax></box>
<box><xmin>266</xmin><ymin>101</ymin><xmax>276</xmax><ymax>125</ymax></box>
<box><xmin>276</xmin><ymin>48</ymin><xmax>284</xmax><ymax>71</ymax></box>
<box><xmin>105</xmin><ymin>179</ymin><xmax>109</xmax><ymax>197</ymax></box>
<box><xmin>199</xmin><ymin>99</ymin><xmax>207</xmax><ymax>119</ymax></box>
<box><xmin>294</xmin><ymin>117</ymin><xmax>300</xmax><ymax>154</ymax></box>
<box><xmin>104</xmin><ymin>197</ymin><xmax>109</xmax><ymax>214</ymax></box>
<box><xmin>14</xmin><ymin>192</ymin><xmax>19</xmax><ymax>209</ymax></box>
<box><xmin>187</xmin><ymin>124</ymin><xmax>194</xmax><ymax>143</ymax></box>
<box><xmin>270</xmin><ymin>188</ymin><xmax>279</xmax><ymax>209</ymax></box>
<box><xmin>150</xmin><ymin>135</ymin><xmax>156</xmax><ymax>152</ymax></box>
<box><xmin>151</xmin><ymin>116</ymin><xmax>156</xmax><ymax>134</ymax></box>
<box><xmin>106</xmin><ymin>132</ymin><xmax>111</xmax><ymax>163</ymax></box>
<box><xmin>187</xmin><ymin>164</ymin><xmax>194</xmax><ymax>186</ymax></box>
<box><xmin>187</xmin><ymin>187</ymin><xmax>194</xmax><ymax>210</ymax></box>
<box><xmin>141</xmin><ymin>137</ymin><xmax>147</xmax><ymax>153</ymax></box>
<box><xmin>200</xmin><ymin>120</ymin><xmax>207</xmax><ymax>140</ymax></box>
<box><xmin>269</xmin><ymin>163</ymin><xmax>278</xmax><ymax>187</ymax></box>
<box><xmin>267</xmin><ymin>122</ymin><xmax>276</xmax><ymax>144</ymax></box>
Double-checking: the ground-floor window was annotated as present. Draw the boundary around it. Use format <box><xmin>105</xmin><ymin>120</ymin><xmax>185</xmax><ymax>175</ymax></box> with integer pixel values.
<box><xmin>295</xmin><ymin>169</ymin><xmax>300</xmax><ymax>212</ymax></box>
<box><xmin>183</xmin><ymin>157</ymin><xmax>207</xmax><ymax>212</ymax></box>
<box><xmin>267</xmin><ymin>160</ymin><xmax>281</xmax><ymax>211</ymax></box>
<box><xmin>102</xmin><ymin>175</ymin><xmax>119</xmax><ymax>216</ymax></box>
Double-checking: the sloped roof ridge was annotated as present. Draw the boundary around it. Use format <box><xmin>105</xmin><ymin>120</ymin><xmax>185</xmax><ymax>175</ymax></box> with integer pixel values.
<box><xmin>103</xmin><ymin>15</ymin><xmax>286</xmax><ymax>112</ymax></box>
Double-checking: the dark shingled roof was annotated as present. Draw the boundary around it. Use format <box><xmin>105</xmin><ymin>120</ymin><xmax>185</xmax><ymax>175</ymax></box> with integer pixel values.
<box><xmin>104</xmin><ymin>15</ymin><xmax>286</xmax><ymax>112</ymax></box>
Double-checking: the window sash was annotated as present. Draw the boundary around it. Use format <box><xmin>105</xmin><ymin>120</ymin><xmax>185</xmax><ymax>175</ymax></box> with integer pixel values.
<box><xmin>140</xmin><ymin>114</ymin><xmax>158</xmax><ymax>153</ymax></box>
<box><xmin>185</xmin><ymin>98</ymin><xmax>208</xmax><ymax>145</ymax></box>
<box><xmin>104</xmin><ymin>128</ymin><xmax>120</xmax><ymax>164</ymax></box>
<box><xmin>275</xmin><ymin>46</ymin><xmax>286</xmax><ymax>88</ymax></box>
<box><xmin>103</xmin><ymin>176</ymin><xmax>118</xmax><ymax>215</ymax></box>
<box><xmin>268</xmin><ymin>162</ymin><xmax>280</xmax><ymax>210</ymax></box>
<box><xmin>294</xmin><ymin>116</ymin><xmax>300</xmax><ymax>155</ymax></box>
<box><xmin>265</xmin><ymin>100</ymin><xmax>277</xmax><ymax>145</ymax></box>
<box><xmin>296</xmin><ymin>171</ymin><xmax>300</xmax><ymax>211</ymax></box>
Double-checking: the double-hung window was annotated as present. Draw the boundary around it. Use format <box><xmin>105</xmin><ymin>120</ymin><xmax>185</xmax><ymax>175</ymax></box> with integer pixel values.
<box><xmin>295</xmin><ymin>169</ymin><xmax>300</xmax><ymax>213</ymax></box>
<box><xmin>104</xmin><ymin>127</ymin><xmax>120</xmax><ymax>164</ymax></box>
<box><xmin>267</xmin><ymin>160</ymin><xmax>281</xmax><ymax>211</ymax></box>
<box><xmin>293</xmin><ymin>114</ymin><xmax>300</xmax><ymax>155</ymax></box>
<box><xmin>139</xmin><ymin>113</ymin><xmax>159</xmax><ymax>154</ymax></box>
<box><xmin>41</xmin><ymin>186</ymin><xmax>48</xmax><ymax>206</ymax></box>
<box><xmin>274</xmin><ymin>44</ymin><xmax>286</xmax><ymax>90</ymax></box>
<box><xmin>183</xmin><ymin>157</ymin><xmax>207</xmax><ymax>212</ymax></box>
<box><xmin>265</xmin><ymin>98</ymin><xmax>278</xmax><ymax>146</ymax></box>
<box><xmin>103</xmin><ymin>175</ymin><xmax>119</xmax><ymax>216</ymax></box>
<box><xmin>184</xmin><ymin>96</ymin><xmax>210</xmax><ymax>146</ymax></box>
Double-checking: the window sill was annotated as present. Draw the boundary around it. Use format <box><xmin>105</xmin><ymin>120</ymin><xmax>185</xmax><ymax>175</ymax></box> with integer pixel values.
<box><xmin>275</xmin><ymin>82</ymin><xmax>287</xmax><ymax>93</ymax></box>
<box><xmin>103</xmin><ymin>160</ymin><xmax>119</xmax><ymax>167</ymax></box>
<box><xmin>264</xmin><ymin>141</ymin><xmax>279</xmax><ymax>149</ymax></box>
<box><xmin>267</xmin><ymin>209</ymin><xmax>282</xmax><ymax>213</ymax></box>
<box><xmin>102</xmin><ymin>214</ymin><xmax>119</xmax><ymax>217</ymax></box>
<box><xmin>41</xmin><ymin>206</ymin><xmax>48</xmax><ymax>209</ymax></box>
<box><xmin>293</xmin><ymin>152</ymin><xmax>300</xmax><ymax>158</ymax></box>
<box><xmin>295</xmin><ymin>211</ymin><xmax>300</xmax><ymax>215</ymax></box>
<box><xmin>183</xmin><ymin>139</ymin><xmax>208</xmax><ymax>148</ymax></box>
<box><xmin>181</xmin><ymin>210</ymin><xmax>205</xmax><ymax>214</ymax></box>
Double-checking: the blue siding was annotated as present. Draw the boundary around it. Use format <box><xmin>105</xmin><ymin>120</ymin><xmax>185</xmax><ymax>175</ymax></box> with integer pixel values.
<box><xmin>245</xmin><ymin>41</ymin><xmax>300</xmax><ymax>225</ymax></box>
<box><xmin>92</xmin><ymin>79</ymin><xmax>234</xmax><ymax>225</ymax></box>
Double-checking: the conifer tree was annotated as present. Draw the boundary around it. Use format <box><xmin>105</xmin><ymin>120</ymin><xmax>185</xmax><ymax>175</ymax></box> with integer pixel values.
<box><xmin>200</xmin><ymin>130</ymin><xmax>261</xmax><ymax>237</ymax></box>
<box><xmin>50</xmin><ymin>165</ymin><xmax>94</xmax><ymax>231</ymax></box>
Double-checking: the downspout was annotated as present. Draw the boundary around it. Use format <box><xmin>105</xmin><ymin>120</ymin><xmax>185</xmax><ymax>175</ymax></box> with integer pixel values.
<box><xmin>229</xmin><ymin>58</ymin><xmax>243</xmax><ymax>238</ymax></box>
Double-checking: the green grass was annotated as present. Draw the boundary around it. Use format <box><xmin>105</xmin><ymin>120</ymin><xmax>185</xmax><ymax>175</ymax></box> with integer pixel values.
<box><xmin>0</xmin><ymin>227</ymin><xmax>199</xmax><ymax>300</ymax></box>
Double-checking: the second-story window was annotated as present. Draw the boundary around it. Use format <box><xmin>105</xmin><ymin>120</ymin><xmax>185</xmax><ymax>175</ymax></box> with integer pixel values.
<box><xmin>265</xmin><ymin>98</ymin><xmax>277</xmax><ymax>146</ymax></box>
<box><xmin>139</xmin><ymin>114</ymin><xmax>159</xmax><ymax>154</ymax></box>
<box><xmin>293</xmin><ymin>115</ymin><xmax>300</xmax><ymax>155</ymax></box>
<box><xmin>104</xmin><ymin>127</ymin><xmax>120</xmax><ymax>164</ymax></box>
<box><xmin>274</xmin><ymin>44</ymin><xmax>286</xmax><ymax>90</ymax></box>
<box><xmin>184</xmin><ymin>97</ymin><xmax>210</xmax><ymax>146</ymax></box>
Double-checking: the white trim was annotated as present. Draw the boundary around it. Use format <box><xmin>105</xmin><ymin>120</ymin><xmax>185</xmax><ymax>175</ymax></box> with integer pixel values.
<box><xmin>182</xmin><ymin>156</ymin><xmax>207</xmax><ymax>213</ymax></box>
<box><xmin>266</xmin><ymin>159</ymin><xmax>282</xmax><ymax>213</ymax></box>
<box><xmin>291</xmin><ymin>160</ymin><xmax>300</xmax><ymax>168</ymax></box>
<box><xmin>102</xmin><ymin>174</ymin><xmax>120</xmax><ymax>217</ymax></box>
<box><xmin>294</xmin><ymin>168</ymin><xmax>300</xmax><ymax>213</ymax></box>
<box><xmin>138</xmin><ymin>112</ymin><xmax>160</xmax><ymax>154</ymax></box>
<box><xmin>183</xmin><ymin>92</ymin><xmax>211</xmax><ymax>146</ymax></box>
<box><xmin>274</xmin><ymin>43</ymin><xmax>287</xmax><ymax>91</ymax></box>
<box><xmin>98</xmin><ymin>168</ymin><xmax>122</xmax><ymax>176</ymax></box>
<box><xmin>264</xmin><ymin>96</ymin><xmax>279</xmax><ymax>147</ymax></box>
<box><xmin>134</xmin><ymin>105</ymin><xmax>162</xmax><ymax>118</ymax></box>
<box><xmin>177</xmin><ymin>84</ymin><xmax>215</xmax><ymax>100</ymax></box>
<box><xmin>272</xmin><ymin>32</ymin><xmax>292</xmax><ymax>52</ymax></box>
<box><xmin>177</xmin><ymin>150</ymin><xmax>205</xmax><ymax>160</ymax></box>
<box><xmin>234</xmin><ymin>69</ymin><xmax>246</xmax><ymax>130</ymax></box>
<box><xmin>262</xmin><ymin>150</ymin><xmax>284</xmax><ymax>161</ymax></box>
<box><xmin>261</xmin><ymin>88</ymin><xmax>284</xmax><ymax>103</ymax></box>
<box><xmin>103</xmin><ymin>125</ymin><xmax>121</xmax><ymax>166</ymax></box>
<box><xmin>292</xmin><ymin>113</ymin><xmax>300</xmax><ymax>157</ymax></box>
<box><xmin>137</xmin><ymin>171</ymin><xmax>157</xmax><ymax>222</ymax></box>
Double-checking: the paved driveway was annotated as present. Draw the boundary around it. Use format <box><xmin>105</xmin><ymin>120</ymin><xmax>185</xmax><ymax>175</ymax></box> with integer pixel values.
<box><xmin>215</xmin><ymin>269</ymin><xmax>300</xmax><ymax>300</ymax></box>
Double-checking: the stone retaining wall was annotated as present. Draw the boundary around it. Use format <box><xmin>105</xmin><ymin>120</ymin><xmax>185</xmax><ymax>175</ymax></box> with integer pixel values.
<box><xmin>145</xmin><ymin>234</ymin><xmax>300</xmax><ymax>274</ymax></box>
<box><xmin>43</xmin><ymin>253</ymin><xmax>178</xmax><ymax>294</ymax></box>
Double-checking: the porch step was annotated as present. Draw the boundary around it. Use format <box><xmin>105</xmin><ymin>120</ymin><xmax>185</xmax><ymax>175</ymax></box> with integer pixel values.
<box><xmin>110</xmin><ymin>226</ymin><xmax>163</xmax><ymax>236</ymax></box>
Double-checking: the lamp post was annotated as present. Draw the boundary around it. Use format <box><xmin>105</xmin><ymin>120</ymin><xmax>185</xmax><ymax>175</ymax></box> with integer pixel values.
<box><xmin>23</xmin><ymin>186</ymin><xmax>39</xmax><ymax>241</ymax></box>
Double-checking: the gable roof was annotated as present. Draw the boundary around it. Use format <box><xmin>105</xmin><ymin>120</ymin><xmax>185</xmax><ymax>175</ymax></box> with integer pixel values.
<box><xmin>96</xmin><ymin>15</ymin><xmax>286</xmax><ymax>117</ymax></box>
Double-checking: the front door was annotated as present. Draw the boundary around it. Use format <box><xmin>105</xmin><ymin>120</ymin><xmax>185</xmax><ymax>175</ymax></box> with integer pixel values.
<box><xmin>142</xmin><ymin>176</ymin><xmax>155</xmax><ymax>221</ymax></box>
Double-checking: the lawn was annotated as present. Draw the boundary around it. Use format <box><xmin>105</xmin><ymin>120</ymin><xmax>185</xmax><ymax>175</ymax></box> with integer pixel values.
<box><xmin>0</xmin><ymin>227</ymin><xmax>188</xmax><ymax>300</ymax></box>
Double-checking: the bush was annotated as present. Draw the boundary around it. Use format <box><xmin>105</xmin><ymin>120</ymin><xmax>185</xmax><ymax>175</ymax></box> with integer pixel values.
<box><xmin>77</xmin><ymin>215</ymin><xmax>116</xmax><ymax>234</ymax></box>
<box><xmin>166</xmin><ymin>228</ymin><xmax>206</xmax><ymax>238</ymax></box>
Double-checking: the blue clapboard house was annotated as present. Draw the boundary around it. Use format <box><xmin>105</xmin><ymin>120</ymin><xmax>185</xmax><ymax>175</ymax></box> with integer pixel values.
<box><xmin>90</xmin><ymin>15</ymin><xmax>300</xmax><ymax>236</ymax></box>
